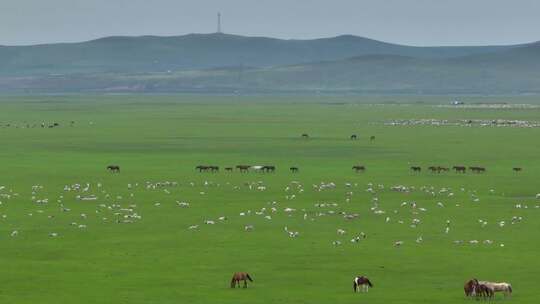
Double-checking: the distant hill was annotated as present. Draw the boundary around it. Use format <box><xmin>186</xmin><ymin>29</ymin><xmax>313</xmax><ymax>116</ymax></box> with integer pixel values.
<box><xmin>1</xmin><ymin>34</ymin><xmax>539</xmax><ymax>94</ymax></box>
<box><xmin>0</xmin><ymin>33</ymin><xmax>520</xmax><ymax>76</ymax></box>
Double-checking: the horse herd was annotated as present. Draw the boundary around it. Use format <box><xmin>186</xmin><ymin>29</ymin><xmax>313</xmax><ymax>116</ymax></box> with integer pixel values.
<box><xmin>410</xmin><ymin>165</ymin><xmax>487</xmax><ymax>174</ymax></box>
<box><xmin>107</xmin><ymin>164</ymin><xmax>521</xmax><ymax>174</ymax></box>
<box><xmin>232</xmin><ymin>273</ymin><xmax>512</xmax><ymax>299</ymax></box>
<box><xmin>464</xmin><ymin>279</ymin><xmax>513</xmax><ymax>300</ymax></box>
<box><xmin>411</xmin><ymin>165</ymin><xmax>522</xmax><ymax>174</ymax></box>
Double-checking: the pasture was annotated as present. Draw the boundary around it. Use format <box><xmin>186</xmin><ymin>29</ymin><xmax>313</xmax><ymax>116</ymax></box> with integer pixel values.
<box><xmin>0</xmin><ymin>95</ymin><xmax>539</xmax><ymax>303</ymax></box>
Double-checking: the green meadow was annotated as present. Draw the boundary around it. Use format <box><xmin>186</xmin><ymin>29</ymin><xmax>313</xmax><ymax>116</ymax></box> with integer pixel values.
<box><xmin>0</xmin><ymin>95</ymin><xmax>539</xmax><ymax>303</ymax></box>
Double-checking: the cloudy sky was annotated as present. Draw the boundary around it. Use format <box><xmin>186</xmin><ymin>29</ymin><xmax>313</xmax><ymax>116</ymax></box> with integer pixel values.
<box><xmin>2</xmin><ymin>0</ymin><xmax>539</xmax><ymax>46</ymax></box>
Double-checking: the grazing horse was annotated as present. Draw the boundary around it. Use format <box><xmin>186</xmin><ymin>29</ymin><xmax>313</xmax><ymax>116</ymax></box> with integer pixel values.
<box><xmin>350</xmin><ymin>134</ymin><xmax>358</xmax><ymax>140</ymax></box>
<box><xmin>230</xmin><ymin>272</ymin><xmax>253</xmax><ymax>288</ymax></box>
<box><xmin>453</xmin><ymin>165</ymin><xmax>467</xmax><ymax>173</ymax></box>
<box><xmin>107</xmin><ymin>165</ymin><xmax>120</xmax><ymax>173</ymax></box>
<box><xmin>209</xmin><ymin>165</ymin><xmax>219</xmax><ymax>173</ymax></box>
<box><xmin>290</xmin><ymin>167</ymin><xmax>299</xmax><ymax>173</ymax></box>
<box><xmin>476</xmin><ymin>283</ymin><xmax>494</xmax><ymax>299</ymax></box>
<box><xmin>437</xmin><ymin>166</ymin><xmax>449</xmax><ymax>173</ymax></box>
<box><xmin>428</xmin><ymin>166</ymin><xmax>438</xmax><ymax>173</ymax></box>
<box><xmin>352</xmin><ymin>165</ymin><xmax>366</xmax><ymax>173</ymax></box>
<box><xmin>464</xmin><ymin>278</ymin><xmax>479</xmax><ymax>297</ymax></box>
<box><xmin>513</xmin><ymin>167</ymin><xmax>522</xmax><ymax>173</ymax></box>
<box><xmin>353</xmin><ymin>276</ymin><xmax>373</xmax><ymax>293</ymax></box>
<box><xmin>370</xmin><ymin>135</ymin><xmax>375</xmax><ymax>141</ymax></box>
<box><xmin>410</xmin><ymin>166</ymin><xmax>421</xmax><ymax>173</ymax></box>
<box><xmin>301</xmin><ymin>133</ymin><xmax>309</xmax><ymax>139</ymax></box>
<box><xmin>225</xmin><ymin>167</ymin><xmax>233</xmax><ymax>172</ymax></box>
<box><xmin>470</xmin><ymin>166</ymin><xmax>486</xmax><ymax>174</ymax></box>
<box><xmin>262</xmin><ymin>165</ymin><xmax>276</xmax><ymax>173</ymax></box>
<box><xmin>481</xmin><ymin>281</ymin><xmax>512</xmax><ymax>297</ymax></box>
<box><xmin>236</xmin><ymin>165</ymin><xmax>250</xmax><ymax>173</ymax></box>
<box><xmin>196</xmin><ymin>165</ymin><xmax>209</xmax><ymax>172</ymax></box>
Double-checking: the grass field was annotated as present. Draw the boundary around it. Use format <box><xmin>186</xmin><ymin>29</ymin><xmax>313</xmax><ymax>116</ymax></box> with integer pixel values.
<box><xmin>0</xmin><ymin>95</ymin><xmax>539</xmax><ymax>304</ymax></box>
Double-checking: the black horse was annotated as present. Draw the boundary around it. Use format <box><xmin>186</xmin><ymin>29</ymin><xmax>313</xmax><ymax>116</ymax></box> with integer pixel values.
<box><xmin>352</xmin><ymin>165</ymin><xmax>366</xmax><ymax>173</ymax></box>
<box><xmin>290</xmin><ymin>167</ymin><xmax>299</xmax><ymax>173</ymax></box>
<box><xmin>107</xmin><ymin>165</ymin><xmax>120</xmax><ymax>173</ymax></box>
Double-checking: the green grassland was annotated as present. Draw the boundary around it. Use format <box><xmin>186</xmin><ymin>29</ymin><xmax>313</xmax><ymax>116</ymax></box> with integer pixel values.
<box><xmin>0</xmin><ymin>95</ymin><xmax>539</xmax><ymax>303</ymax></box>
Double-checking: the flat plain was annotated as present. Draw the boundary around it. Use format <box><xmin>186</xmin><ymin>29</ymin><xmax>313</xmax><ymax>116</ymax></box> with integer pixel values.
<box><xmin>0</xmin><ymin>95</ymin><xmax>539</xmax><ymax>303</ymax></box>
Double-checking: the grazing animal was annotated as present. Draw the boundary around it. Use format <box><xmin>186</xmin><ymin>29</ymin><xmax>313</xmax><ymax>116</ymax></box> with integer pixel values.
<box><xmin>476</xmin><ymin>283</ymin><xmax>494</xmax><ymax>299</ymax></box>
<box><xmin>469</xmin><ymin>166</ymin><xmax>486</xmax><ymax>173</ymax></box>
<box><xmin>353</xmin><ymin>276</ymin><xmax>373</xmax><ymax>293</ymax></box>
<box><xmin>225</xmin><ymin>167</ymin><xmax>233</xmax><ymax>172</ymax></box>
<box><xmin>370</xmin><ymin>135</ymin><xmax>375</xmax><ymax>141</ymax></box>
<box><xmin>107</xmin><ymin>165</ymin><xmax>120</xmax><ymax>173</ymax></box>
<box><xmin>350</xmin><ymin>134</ymin><xmax>358</xmax><ymax>140</ymax></box>
<box><xmin>480</xmin><ymin>281</ymin><xmax>512</xmax><ymax>297</ymax></box>
<box><xmin>230</xmin><ymin>272</ymin><xmax>253</xmax><ymax>288</ymax></box>
<box><xmin>301</xmin><ymin>133</ymin><xmax>309</xmax><ymax>139</ymax></box>
<box><xmin>290</xmin><ymin>167</ymin><xmax>299</xmax><ymax>173</ymax></box>
<box><xmin>453</xmin><ymin>166</ymin><xmax>467</xmax><ymax>173</ymax></box>
<box><xmin>196</xmin><ymin>165</ymin><xmax>209</xmax><ymax>172</ymax></box>
<box><xmin>262</xmin><ymin>165</ymin><xmax>276</xmax><ymax>173</ymax></box>
<box><xmin>513</xmin><ymin>167</ymin><xmax>522</xmax><ymax>172</ymax></box>
<box><xmin>410</xmin><ymin>166</ymin><xmax>421</xmax><ymax>173</ymax></box>
<box><xmin>352</xmin><ymin>165</ymin><xmax>366</xmax><ymax>173</ymax></box>
<box><xmin>236</xmin><ymin>165</ymin><xmax>250</xmax><ymax>173</ymax></box>
<box><xmin>464</xmin><ymin>279</ymin><xmax>479</xmax><ymax>297</ymax></box>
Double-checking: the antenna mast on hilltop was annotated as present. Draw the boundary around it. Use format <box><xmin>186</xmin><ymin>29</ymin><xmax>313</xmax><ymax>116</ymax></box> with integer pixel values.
<box><xmin>217</xmin><ymin>12</ymin><xmax>222</xmax><ymax>33</ymax></box>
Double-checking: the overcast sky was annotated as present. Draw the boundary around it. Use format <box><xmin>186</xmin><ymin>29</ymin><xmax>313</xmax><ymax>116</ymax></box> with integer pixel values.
<box><xmin>2</xmin><ymin>0</ymin><xmax>539</xmax><ymax>46</ymax></box>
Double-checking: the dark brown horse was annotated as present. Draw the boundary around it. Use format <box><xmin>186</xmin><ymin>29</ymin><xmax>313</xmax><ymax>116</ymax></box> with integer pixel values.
<box><xmin>196</xmin><ymin>165</ymin><xmax>209</xmax><ymax>172</ymax></box>
<box><xmin>352</xmin><ymin>165</ymin><xmax>366</xmax><ymax>173</ymax></box>
<box><xmin>350</xmin><ymin>134</ymin><xmax>358</xmax><ymax>140</ymax></box>
<box><xmin>476</xmin><ymin>283</ymin><xmax>494</xmax><ymax>299</ymax></box>
<box><xmin>262</xmin><ymin>165</ymin><xmax>276</xmax><ymax>173</ymax></box>
<box><xmin>410</xmin><ymin>166</ymin><xmax>421</xmax><ymax>173</ymax></box>
<box><xmin>225</xmin><ymin>167</ymin><xmax>233</xmax><ymax>172</ymax></box>
<box><xmin>470</xmin><ymin>166</ymin><xmax>486</xmax><ymax>174</ymax></box>
<box><xmin>107</xmin><ymin>165</ymin><xmax>120</xmax><ymax>173</ymax></box>
<box><xmin>290</xmin><ymin>167</ymin><xmax>299</xmax><ymax>173</ymax></box>
<box><xmin>230</xmin><ymin>272</ymin><xmax>253</xmax><ymax>288</ymax></box>
<box><xmin>236</xmin><ymin>165</ymin><xmax>251</xmax><ymax>173</ymax></box>
<box><xmin>453</xmin><ymin>166</ymin><xmax>467</xmax><ymax>173</ymax></box>
<box><xmin>353</xmin><ymin>276</ymin><xmax>373</xmax><ymax>293</ymax></box>
<box><xmin>513</xmin><ymin>167</ymin><xmax>522</xmax><ymax>173</ymax></box>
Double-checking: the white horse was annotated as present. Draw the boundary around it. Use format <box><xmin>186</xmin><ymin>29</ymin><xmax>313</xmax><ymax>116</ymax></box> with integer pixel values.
<box><xmin>480</xmin><ymin>281</ymin><xmax>512</xmax><ymax>297</ymax></box>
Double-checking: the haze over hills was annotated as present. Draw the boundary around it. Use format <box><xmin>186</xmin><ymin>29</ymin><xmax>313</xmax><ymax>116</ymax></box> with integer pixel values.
<box><xmin>0</xmin><ymin>33</ymin><xmax>539</xmax><ymax>94</ymax></box>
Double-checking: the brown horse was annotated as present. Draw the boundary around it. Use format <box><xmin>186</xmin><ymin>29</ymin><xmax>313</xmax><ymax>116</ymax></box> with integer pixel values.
<box><xmin>353</xmin><ymin>276</ymin><xmax>373</xmax><ymax>293</ymax></box>
<box><xmin>225</xmin><ymin>167</ymin><xmax>233</xmax><ymax>172</ymax></box>
<box><xmin>236</xmin><ymin>165</ymin><xmax>251</xmax><ymax>173</ymax></box>
<box><xmin>464</xmin><ymin>278</ymin><xmax>479</xmax><ymax>297</ymax></box>
<box><xmin>513</xmin><ymin>167</ymin><xmax>522</xmax><ymax>173</ymax></box>
<box><xmin>230</xmin><ymin>272</ymin><xmax>253</xmax><ymax>288</ymax></box>
<box><xmin>476</xmin><ymin>283</ymin><xmax>494</xmax><ymax>299</ymax></box>
<box><xmin>453</xmin><ymin>166</ymin><xmax>467</xmax><ymax>173</ymax></box>
<box><xmin>290</xmin><ymin>167</ymin><xmax>299</xmax><ymax>173</ymax></box>
<box><xmin>350</xmin><ymin>134</ymin><xmax>358</xmax><ymax>140</ymax></box>
<box><xmin>107</xmin><ymin>165</ymin><xmax>120</xmax><ymax>173</ymax></box>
